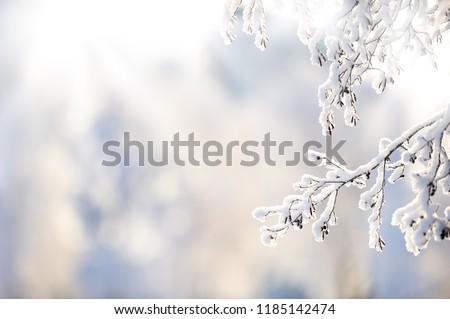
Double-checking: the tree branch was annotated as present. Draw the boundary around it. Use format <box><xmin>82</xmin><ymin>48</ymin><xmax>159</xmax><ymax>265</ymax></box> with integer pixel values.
<box><xmin>253</xmin><ymin>105</ymin><xmax>450</xmax><ymax>254</ymax></box>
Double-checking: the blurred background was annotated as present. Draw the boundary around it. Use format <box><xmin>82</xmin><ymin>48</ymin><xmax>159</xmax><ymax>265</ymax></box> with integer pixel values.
<box><xmin>0</xmin><ymin>0</ymin><xmax>449</xmax><ymax>298</ymax></box>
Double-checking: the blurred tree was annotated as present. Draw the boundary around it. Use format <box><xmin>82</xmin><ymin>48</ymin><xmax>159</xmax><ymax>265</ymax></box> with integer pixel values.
<box><xmin>223</xmin><ymin>0</ymin><xmax>450</xmax><ymax>255</ymax></box>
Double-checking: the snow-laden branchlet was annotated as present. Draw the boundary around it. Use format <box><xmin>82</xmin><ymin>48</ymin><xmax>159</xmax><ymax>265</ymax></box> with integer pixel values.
<box><xmin>222</xmin><ymin>0</ymin><xmax>268</xmax><ymax>50</ymax></box>
<box><xmin>223</xmin><ymin>0</ymin><xmax>450</xmax><ymax>133</ymax></box>
<box><xmin>252</xmin><ymin>106</ymin><xmax>450</xmax><ymax>253</ymax></box>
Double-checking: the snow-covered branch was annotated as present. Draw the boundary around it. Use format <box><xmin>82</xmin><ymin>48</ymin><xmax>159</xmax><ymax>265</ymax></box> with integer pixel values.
<box><xmin>223</xmin><ymin>0</ymin><xmax>450</xmax><ymax>134</ymax></box>
<box><xmin>252</xmin><ymin>105</ymin><xmax>450</xmax><ymax>254</ymax></box>
<box><xmin>223</xmin><ymin>0</ymin><xmax>450</xmax><ymax>254</ymax></box>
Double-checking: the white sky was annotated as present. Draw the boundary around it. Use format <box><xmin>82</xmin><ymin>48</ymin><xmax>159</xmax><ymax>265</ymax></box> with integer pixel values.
<box><xmin>5</xmin><ymin>0</ymin><xmax>224</xmax><ymax>66</ymax></box>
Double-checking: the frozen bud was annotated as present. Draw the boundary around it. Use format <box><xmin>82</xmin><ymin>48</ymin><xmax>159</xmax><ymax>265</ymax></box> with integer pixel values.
<box><xmin>378</xmin><ymin>138</ymin><xmax>391</xmax><ymax>152</ymax></box>
<box><xmin>252</xmin><ymin>206</ymin><xmax>270</xmax><ymax>222</ymax></box>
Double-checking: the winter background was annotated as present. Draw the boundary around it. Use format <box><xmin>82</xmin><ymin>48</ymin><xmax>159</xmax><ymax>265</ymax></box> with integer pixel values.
<box><xmin>0</xmin><ymin>0</ymin><xmax>450</xmax><ymax>298</ymax></box>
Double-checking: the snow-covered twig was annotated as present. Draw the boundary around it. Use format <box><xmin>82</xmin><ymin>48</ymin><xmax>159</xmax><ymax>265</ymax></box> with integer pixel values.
<box><xmin>252</xmin><ymin>105</ymin><xmax>450</xmax><ymax>254</ymax></box>
<box><xmin>222</xmin><ymin>0</ymin><xmax>268</xmax><ymax>50</ymax></box>
<box><xmin>223</xmin><ymin>0</ymin><xmax>450</xmax><ymax>134</ymax></box>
